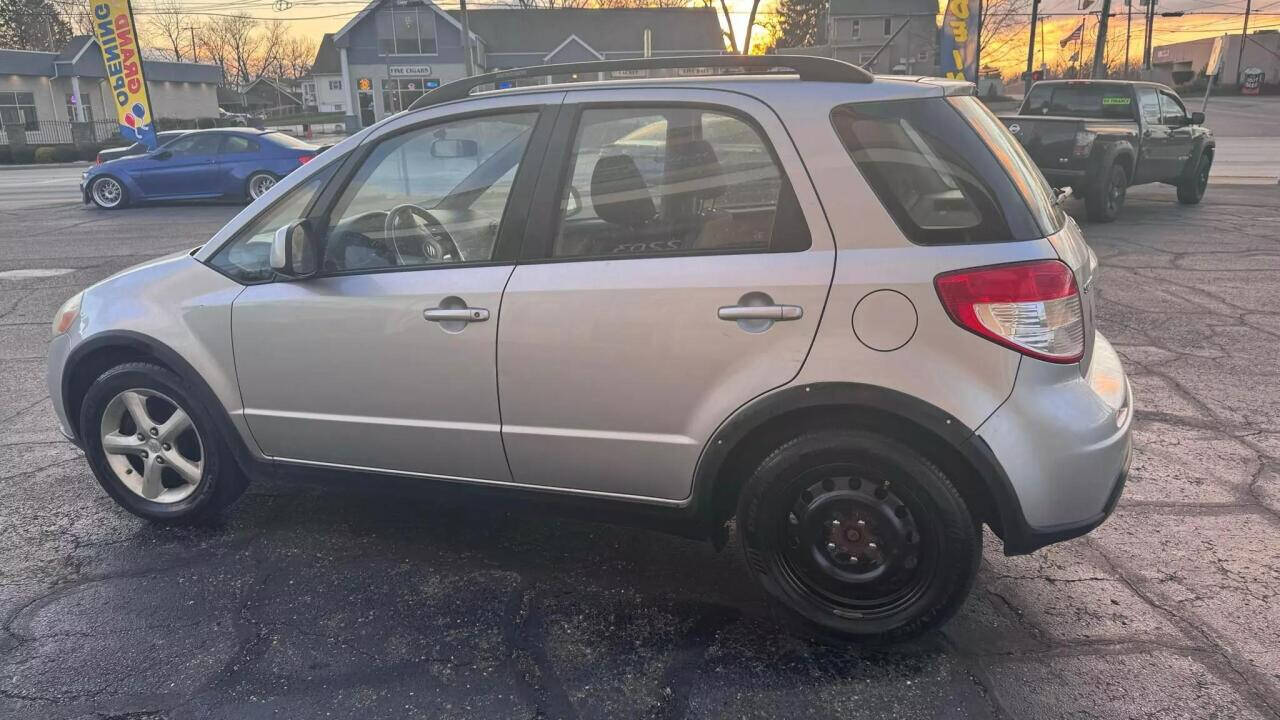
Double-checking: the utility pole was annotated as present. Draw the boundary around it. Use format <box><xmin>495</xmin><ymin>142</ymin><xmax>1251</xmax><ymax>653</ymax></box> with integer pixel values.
<box><xmin>1025</xmin><ymin>0</ymin><xmax>1040</xmax><ymax>81</ymax></box>
<box><xmin>1091</xmin><ymin>0</ymin><xmax>1113</xmax><ymax>78</ymax></box>
<box><xmin>1142</xmin><ymin>0</ymin><xmax>1156</xmax><ymax>71</ymax></box>
<box><xmin>459</xmin><ymin>0</ymin><xmax>475</xmax><ymax>77</ymax></box>
<box><xmin>1235</xmin><ymin>0</ymin><xmax>1252</xmax><ymax>87</ymax></box>
<box><xmin>1124</xmin><ymin>0</ymin><xmax>1132</xmax><ymax>77</ymax></box>
<box><xmin>189</xmin><ymin>26</ymin><xmax>198</xmax><ymax>63</ymax></box>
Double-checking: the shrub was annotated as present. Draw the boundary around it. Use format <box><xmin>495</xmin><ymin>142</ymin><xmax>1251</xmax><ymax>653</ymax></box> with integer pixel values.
<box><xmin>53</xmin><ymin>145</ymin><xmax>78</xmax><ymax>162</ymax></box>
<box><xmin>78</xmin><ymin>144</ymin><xmax>102</xmax><ymax>162</ymax></box>
<box><xmin>33</xmin><ymin>146</ymin><xmax>57</xmax><ymax>163</ymax></box>
<box><xmin>11</xmin><ymin>146</ymin><xmax>35</xmax><ymax>164</ymax></box>
<box><xmin>0</xmin><ymin>147</ymin><xmax>11</xmax><ymax>164</ymax></box>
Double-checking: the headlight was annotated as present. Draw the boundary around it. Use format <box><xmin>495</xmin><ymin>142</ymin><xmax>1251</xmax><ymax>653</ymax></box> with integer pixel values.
<box><xmin>52</xmin><ymin>292</ymin><xmax>83</xmax><ymax>337</ymax></box>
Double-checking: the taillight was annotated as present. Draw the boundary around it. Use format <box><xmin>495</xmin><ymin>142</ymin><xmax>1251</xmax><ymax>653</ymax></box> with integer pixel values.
<box><xmin>298</xmin><ymin>155</ymin><xmax>314</xmax><ymax>165</ymax></box>
<box><xmin>1073</xmin><ymin>130</ymin><xmax>1097</xmax><ymax>157</ymax></box>
<box><xmin>935</xmin><ymin>260</ymin><xmax>1085</xmax><ymax>363</ymax></box>
<box><xmin>95</xmin><ymin>154</ymin><xmax>102</xmax><ymax>165</ymax></box>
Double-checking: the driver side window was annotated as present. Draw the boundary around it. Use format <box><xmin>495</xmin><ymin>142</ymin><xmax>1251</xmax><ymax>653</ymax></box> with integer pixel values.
<box><xmin>322</xmin><ymin>112</ymin><xmax>538</xmax><ymax>273</ymax></box>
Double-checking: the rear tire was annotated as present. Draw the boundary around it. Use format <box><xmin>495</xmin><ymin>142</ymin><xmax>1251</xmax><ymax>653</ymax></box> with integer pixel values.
<box><xmin>736</xmin><ymin>429</ymin><xmax>980</xmax><ymax>643</ymax></box>
<box><xmin>1177</xmin><ymin>152</ymin><xmax>1211</xmax><ymax>204</ymax></box>
<box><xmin>246</xmin><ymin>171</ymin><xmax>278</xmax><ymax>202</ymax></box>
<box><xmin>79</xmin><ymin>362</ymin><xmax>249</xmax><ymax>523</ymax></box>
<box><xmin>89</xmin><ymin>175</ymin><xmax>128</xmax><ymax>210</ymax></box>
<box><xmin>1086</xmin><ymin>163</ymin><xmax>1127</xmax><ymax>223</ymax></box>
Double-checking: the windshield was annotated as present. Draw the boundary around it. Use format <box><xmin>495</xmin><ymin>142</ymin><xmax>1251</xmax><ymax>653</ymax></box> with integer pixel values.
<box><xmin>1023</xmin><ymin>84</ymin><xmax>1137</xmax><ymax>120</ymax></box>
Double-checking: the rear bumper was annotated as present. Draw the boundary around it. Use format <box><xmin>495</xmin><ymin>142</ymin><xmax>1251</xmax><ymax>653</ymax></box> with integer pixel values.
<box><xmin>1041</xmin><ymin>168</ymin><xmax>1089</xmax><ymax>187</ymax></box>
<box><xmin>976</xmin><ymin>332</ymin><xmax>1133</xmax><ymax>555</ymax></box>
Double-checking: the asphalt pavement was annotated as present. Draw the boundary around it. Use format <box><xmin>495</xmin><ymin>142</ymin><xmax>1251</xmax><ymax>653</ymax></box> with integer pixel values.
<box><xmin>2</xmin><ymin>168</ymin><xmax>1280</xmax><ymax>719</ymax></box>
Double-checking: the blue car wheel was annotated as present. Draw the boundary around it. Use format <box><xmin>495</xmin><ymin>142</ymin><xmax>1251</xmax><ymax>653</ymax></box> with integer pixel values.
<box><xmin>89</xmin><ymin>176</ymin><xmax>128</xmax><ymax>210</ymax></box>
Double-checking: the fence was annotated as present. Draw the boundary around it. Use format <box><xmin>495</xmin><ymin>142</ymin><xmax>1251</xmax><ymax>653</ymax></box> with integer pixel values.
<box><xmin>0</xmin><ymin>120</ymin><xmax>124</xmax><ymax>147</ymax></box>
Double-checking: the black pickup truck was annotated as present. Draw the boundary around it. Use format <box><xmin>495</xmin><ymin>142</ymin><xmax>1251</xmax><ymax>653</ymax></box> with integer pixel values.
<box><xmin>999</xmin><ymin>80</ymin><xmax>1214</xmax><ymax>222</ymax></box>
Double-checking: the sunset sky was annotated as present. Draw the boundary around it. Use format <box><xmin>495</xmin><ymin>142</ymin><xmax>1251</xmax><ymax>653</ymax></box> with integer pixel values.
<box><xmin>145</xmin><ymin>0</ymin><xmax>1276</xmax><ymax>71</ymax></box>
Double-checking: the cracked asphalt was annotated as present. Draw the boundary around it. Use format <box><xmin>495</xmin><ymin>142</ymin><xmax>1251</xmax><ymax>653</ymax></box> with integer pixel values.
<box><xmin>1</xmin><ymin>170</ymin><xmax>1279</xmax><ymax>719</ymax></box>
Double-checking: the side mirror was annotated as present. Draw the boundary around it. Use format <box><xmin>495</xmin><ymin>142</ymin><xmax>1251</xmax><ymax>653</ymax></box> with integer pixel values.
<box><xmin>431</xmin><ymin>138</ymin><xmax>479</xmax><ymax>159</ymax></box>
<box><xmin>1190</xmin><ymin>111</ymin><xmax>1205</xmax><ymax>125</ymax></box>
<box><xmin>269</xmin><ymin>220</ymin><xmax>319</xmax><ymax>278</ymax></box>
<box><xmin>152</xmin><ymin>150</ymin><xmax>172</xmax><ymax>160</ymax></box>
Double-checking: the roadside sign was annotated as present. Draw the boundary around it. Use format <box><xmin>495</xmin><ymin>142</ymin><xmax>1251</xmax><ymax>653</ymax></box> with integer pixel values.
<box><xmin>1205</xmin><ymin>35</ymin><xmax>1225</xmax><ymax>77</ymax></box>
<box><xmin>90</xmin><ymin>0</ymin><xmax>157</xmax><ymax>150</ymax></box>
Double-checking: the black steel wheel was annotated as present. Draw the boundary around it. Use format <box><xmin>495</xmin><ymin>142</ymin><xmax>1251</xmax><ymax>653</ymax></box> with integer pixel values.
<box><xmin>737</xmin><ymin>429</ymin><xmax>980</xmax><ymax>643</ymax></box>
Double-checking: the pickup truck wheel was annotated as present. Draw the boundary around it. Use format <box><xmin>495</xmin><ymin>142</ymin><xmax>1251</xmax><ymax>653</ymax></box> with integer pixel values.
<box><xmin>1177</xmin><ymin>153</ymin><xmax>1211</xmax><ymax>205</ymax></box>
<box><xmin>736</xmin><ymin>429</ymin><xmax>980</xmax><ymax>643</ymax></box>
<box><xmin>1086</xmin><ymin>163</ymin><xmax>1127</xmax><ymax>223</ymax></box>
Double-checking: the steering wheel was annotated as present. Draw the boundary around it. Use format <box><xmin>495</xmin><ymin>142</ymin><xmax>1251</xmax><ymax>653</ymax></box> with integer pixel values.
<box><xmin>384</xmin><ymin>204</ymin><xmax>463</xmax><ymax>265</ymax></box>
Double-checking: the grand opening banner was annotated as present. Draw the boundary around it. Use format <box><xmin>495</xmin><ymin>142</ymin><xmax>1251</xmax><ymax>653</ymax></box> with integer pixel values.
<box><xmin>941</xmin><ymin>0</ymin><xmax>979</xmax><ymax>82</ymax></box>
<box><xmin>91</xmin><ymin>0</ymin><xmax>158</xmax><ymax>150</ymax></box>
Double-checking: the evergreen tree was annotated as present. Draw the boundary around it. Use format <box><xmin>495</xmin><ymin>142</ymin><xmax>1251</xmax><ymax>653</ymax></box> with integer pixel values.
<box><xmin>770</xmin><ymin>0</ymin><xmax>825</xmax><ymax>51</ymax></box>
<box><xmin>0</xmin><ymin>0</ymin><xmax>72</xmax><ymax>51</ymax></box>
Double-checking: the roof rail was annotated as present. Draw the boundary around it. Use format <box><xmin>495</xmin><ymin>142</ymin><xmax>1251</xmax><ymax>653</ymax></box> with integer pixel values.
<box><xmin>408</xmin><ymin>54</ymin><xmax>873</xmax><ymax>111</ymax></box>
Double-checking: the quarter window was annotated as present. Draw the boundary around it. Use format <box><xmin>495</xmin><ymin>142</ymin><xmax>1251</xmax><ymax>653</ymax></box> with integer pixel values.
<box><xmin>550</xmin><ymin>107</ymin><xmax>809</xmax><ymax>259</ymax></box>
<box><xmin>322</xmin><ymin>112</ymin><xmax>537</xmax><ymax>273</ymax></box>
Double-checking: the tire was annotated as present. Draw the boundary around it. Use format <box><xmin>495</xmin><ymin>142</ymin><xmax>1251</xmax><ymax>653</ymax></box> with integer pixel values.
<box><xmin>79</xmin><ymin>362</ymin><xmax>250</xmax><ymax>523</ymax></box>
<box><xmin>1085</xmin><ymin>163</ymin><xmax>1128</xmax><ymax>223</ymax></box>
<box><xmin>89</xmin><ymin>175</ymin><xmax>128</xmax><ymax>210</ymax></box>
<box><xmin>1177</xmin><ymin>152</ymin><xmax>1211</xmax><ymax>205</ymax></box>
<box><xmin>736</xmin><ymin>429</ymin><xmax>980</xmax><ymax>643</ymax></box>
<box><xmin>245</xmin><ymin>171</ymin><xmax>279</xmax><ymax>202</ymax></box>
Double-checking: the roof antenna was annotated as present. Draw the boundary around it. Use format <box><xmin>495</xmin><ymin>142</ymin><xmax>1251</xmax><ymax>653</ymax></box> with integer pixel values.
<box><xmin>861</xmin><ymin>17</ymin><xmax>911</xmax><ymax>72</ymax></box>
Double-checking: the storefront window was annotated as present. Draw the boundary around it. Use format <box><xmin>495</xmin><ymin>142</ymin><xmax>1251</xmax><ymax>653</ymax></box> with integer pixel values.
<box><xmin>381</xmin><ymin>78</ymin><xmax>440</xmax><ymax>113</ymax></box>
<box><xmin>377</xmin><ymin>7</ymin><xmax>437</xmax><ymax>55</ymax></box>
<box><xmin>0</xmin><ymin>92</ymin><xmax>39</xmax><ymax>130</ymax></box>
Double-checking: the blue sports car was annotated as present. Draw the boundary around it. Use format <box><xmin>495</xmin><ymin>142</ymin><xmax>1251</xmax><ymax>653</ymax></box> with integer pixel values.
<box><xmin>82</xmin><ymin>128</ymin><xmax>320</xmax><ymax>209</ymax></box>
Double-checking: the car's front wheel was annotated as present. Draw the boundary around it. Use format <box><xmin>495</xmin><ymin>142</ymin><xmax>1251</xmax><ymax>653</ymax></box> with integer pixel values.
<box><xmin>1177</xmin><ymin>152</ymin><xmax>1212</xmax><ymax>204</ymax></box>
<box><xmin>736</xmin><ymin>429</ymin><xmax>980</xmax><ymax>643</ymax></box>
<box><xmin>79</xmin><ymin>362</ymin><xmax>249</xmax><ymax>523</ymax></box>
<box><xmin>89</xmin><ymin>175</ymin><xmax>128</xmax><ymax>210</ymax></box>
<box><xmin>246</xmin><ymin>171</ymin><xmax>278</xmax><ymax>202</ymax></box>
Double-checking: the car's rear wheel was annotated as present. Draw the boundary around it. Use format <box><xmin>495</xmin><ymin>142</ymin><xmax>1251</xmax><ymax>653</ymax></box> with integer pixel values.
<box><xmin>1178</xmin><ymin>152</ymin><xmax>1211</xmax><ymax>204</ymax></box>
<box><xmin>736</xmin><ymin>429</ymin><xmax>980</xmax><ymax>643</ymax></box>
<box><xmin>246</xmin><ymin>172</ymin><xmax>278</xmax><ymax>202</ymax></box>
<box><xmin>89</xmin><ymin>176</ymin><xmax>128</xmax><ymax>210</ymax></box>
<box><xmin>80</xmin><ymin>362</ymin><xmax>249</xmax><ymax>523</ymax></box>
<box><xmin>1086</xmin><ymin>163</ymin><xmax>1127</xmax><ymax>223</ymax></box>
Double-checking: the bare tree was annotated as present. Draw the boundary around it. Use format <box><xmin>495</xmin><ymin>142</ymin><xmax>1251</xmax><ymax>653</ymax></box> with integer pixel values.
<box><xmin>280</xmin><ymin>34</ymin><xmax>316</xmax><ymax>80</ymax></box>
<box><xmin>202</xmin><ymin>12</ymin><xmax>262</xmax><ymax>85</ymax></box>
<box><xmin>251</xmin><ymin>18</ymin><xmax>289</xmax><ymax>79</ymax></box>
<box><xmin>146</xmin><ymin>0</ymin><xmax>193</xmax><ymax>61</ymax></box>
<box><xmin>502</xmin><ymin>0</ymin><xmax>591</xmax><ymax>8</ymax></box>
<box><xmin>594</xmin><ymin>0</ymin><xmax>692</xmax><ymax>6</ymax></box>
<box><xmin>979</xmin><ymin>0</ymin><xmax>1031</xmax><ymax>71</ymax></box>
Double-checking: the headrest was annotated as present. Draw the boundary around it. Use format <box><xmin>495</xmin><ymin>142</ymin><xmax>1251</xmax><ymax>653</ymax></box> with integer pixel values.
<box><xmin>590</xmin><ymin>153</ymin><xmax>657</xmax><ymax>228</ymax></box>
<box><xmin>667</xmin><ymin>139</ymin><xmax>725</xmax><ymax>201</ymax></box>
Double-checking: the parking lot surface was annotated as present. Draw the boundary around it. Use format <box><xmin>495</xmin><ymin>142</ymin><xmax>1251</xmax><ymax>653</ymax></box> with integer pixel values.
<box><xmin>2</xmin><ymin>174</ymin><xmax>1279</xmax><ymax>719</ymax></box>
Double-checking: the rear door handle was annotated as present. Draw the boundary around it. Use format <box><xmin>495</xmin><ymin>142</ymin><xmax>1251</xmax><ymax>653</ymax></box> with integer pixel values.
<box><xmin>424</xmin><ymin>307</ymin><xmax>489</xmax><ymax>323</ymax></box>
<box><xmin>718</xmin><ymin>304</ymin><xmax>803</xmax><ymax>321</ymax></box>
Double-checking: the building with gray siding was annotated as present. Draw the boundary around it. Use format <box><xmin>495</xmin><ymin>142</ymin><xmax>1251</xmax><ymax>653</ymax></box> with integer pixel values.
<box><xmin>778</xmin><ymin>0</ymin><xmax>938</xmax><ymax>76</ymax></box>
<box><xmin>311</xmin><ymin>0</ymin><xmax>725</xmax><ymax>131</ymax></box>
<box><xmin>0</xmin><ymin>36</ymin><xmax>222</xmax><ymax>139</ymax></box>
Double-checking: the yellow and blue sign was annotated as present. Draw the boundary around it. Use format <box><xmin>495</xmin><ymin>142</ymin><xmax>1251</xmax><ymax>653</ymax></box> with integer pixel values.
<box><xmin>91</xmin><ymin>0</ymin><xmax>158</xmax><ymax>149</ymax></box>
<box><xmin>941</xmin><ymin>0</ymin><xmax>979</xmax><ymax>82</ymax></box>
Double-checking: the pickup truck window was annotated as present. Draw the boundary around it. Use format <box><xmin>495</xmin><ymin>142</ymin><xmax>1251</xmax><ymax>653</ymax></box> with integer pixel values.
<box><xmin>1024</xmin><ymin>84</ymin><xmax>1136</xmax><ymax>120</ymax></box>
<box><xmin>1137</xmin><ymin>87</ymin><xmax>1162</xmax><ymax>124</ymax></box>
<box><xmin>1158</xmin><ymin>90</ymin><xmax>1188</xmax><ymax>125</ymax></box>
<box><xmin>832</xmin><ymin>97</ymin><xmax>1058</xmax><ymax>246</ymax></box>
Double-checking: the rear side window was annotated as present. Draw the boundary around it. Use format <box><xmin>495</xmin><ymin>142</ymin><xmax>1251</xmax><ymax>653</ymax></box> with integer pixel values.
<box><xmin>831</xmin><ymin>97</ymin><xmax>1061</xmax><ymax>246</ymax></box>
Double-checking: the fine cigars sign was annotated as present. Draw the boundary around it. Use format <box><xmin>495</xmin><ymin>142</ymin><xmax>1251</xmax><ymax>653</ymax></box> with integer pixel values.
<box><xmin>91</xmin><ymin>0</ymin><xmax>157</xmax><ymax>149</ymax></box>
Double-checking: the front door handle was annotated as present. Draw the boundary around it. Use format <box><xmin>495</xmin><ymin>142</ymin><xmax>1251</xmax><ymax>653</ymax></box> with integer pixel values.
<box><xmin>424</xmin><ymin>307</ymin><xmax>489</xmax><ymax>323</ymax></box>
<box><xmin>718</xmin><ymin>304</ymin><xmax>803</xmax><ymax>321</ymax></box>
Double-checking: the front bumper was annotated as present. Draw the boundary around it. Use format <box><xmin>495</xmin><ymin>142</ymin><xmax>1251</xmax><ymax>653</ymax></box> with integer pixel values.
<box><xmin>976</xmin><ymin>332</ymin><xmax>1133</xmax><ymax>555</ymax></box>
<box><xmin>47</xmin><ymin>331</ymin><xmax>79</xmax><ymax>444</ymax></box>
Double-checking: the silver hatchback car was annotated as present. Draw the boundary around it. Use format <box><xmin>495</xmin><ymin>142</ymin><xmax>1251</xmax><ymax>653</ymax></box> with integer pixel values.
<box><xmin>47</xmin><ymin>56</ymin><xmax>1131</xmax><ymax>642</ymax></box>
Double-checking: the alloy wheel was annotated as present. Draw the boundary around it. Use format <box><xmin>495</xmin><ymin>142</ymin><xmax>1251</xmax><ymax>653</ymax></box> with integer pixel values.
<box><xmin>99</xmin><ymin>388</ymin><xmax>204</xmax><ymax>503</ymax></box>
<box><xmin>92</xmin><ymin>177</ymin><xmax>123</xmax><ymax>208</ymax></box>
<box><xmin>249</xmin><ymin>174</ymin><xmax>276</xmax><ymax>199</ymax></box>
